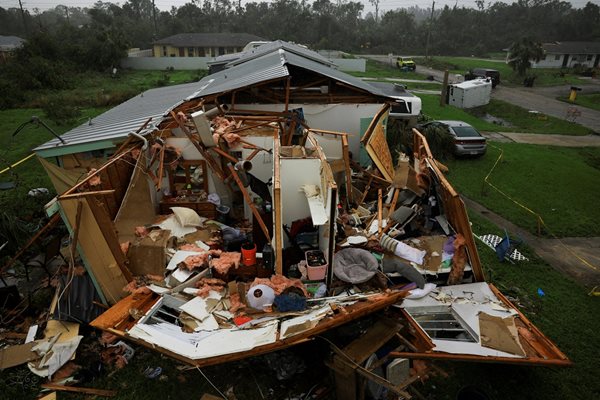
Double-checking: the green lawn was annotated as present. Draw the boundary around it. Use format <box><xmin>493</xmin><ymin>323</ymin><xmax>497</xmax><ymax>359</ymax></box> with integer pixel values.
<box><xmin>415</xmin><ymin>56</ymin><xmax>589</xmax><ymax>87</ymax></box>
<box><xmin>445</xmin><ymin>142</ymin><xmax>600</xmax><ymax>237</ymax></box>
<box><xmin>0</xmin><ymin>108</ymin><xmax>107</xmax><ymax>222</ymax></box>
<box><xmin>418</xmin><ymin>94</ymin><xmax>502</xmax><ymax>131</ymax></box>
<box><xmin>347</xmin><ymin>59</ymin><xmax>428</xmax><ymax>80</ymax></box>
<box><xmin>421</xmin><ymin>211</ymin><xmax>600</xmax><ymax>400</ymax></box>
<box><xmin>469</xmin><ymin>99</ymin><xmax>594</xmax><ymax>135</ymax></box>
<box><xmin>21</xmin><ymin>69</ymin><xmax>205</xmax><ymax>109</ymax></box>
<box><xmin>557</xmin><ymin>92</ymin><xmax>600</xmax><ymax>112</ymax></box>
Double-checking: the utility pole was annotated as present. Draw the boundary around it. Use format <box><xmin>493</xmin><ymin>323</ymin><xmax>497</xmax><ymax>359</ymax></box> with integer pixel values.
<box><xmin>152</xmin><ymin>0</ymin><xmax>158</xmax><ymax>37</ymax></box>
<box><xmin>425</xmin><ymin>1</ymin><xmax>435</xmax><ymax>60</ymax></box>
<box><xmin>18</xmin><ymin>0</ymin><xmax>29</xmax><ymax>35</ymax></box>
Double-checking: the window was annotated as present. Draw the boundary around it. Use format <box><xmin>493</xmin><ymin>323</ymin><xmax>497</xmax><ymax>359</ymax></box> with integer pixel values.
<box><xmin>587</xmin><ymin>55</ymin><xmax>593</xmax><ymax>61</ymax></box>
<box><xmin>405</xmin><ymin>306</ymin><xmax>478</xmax><ymax>342</ymax></box>
<box><xmin>162</xmin><ymin>46</ymin><xmax>167</xmax><ymax>57</ymax></box>
<box><xmin>197</xmin><ymin>47</ymin><xmax>205</xmax><ymax>57</ymax></box>
<box><xmin>188</xmin><ymin>47</ymin><xmax>194</xmax><ymax>57</ymax></box>
<box><xmin>178</xmin><ymin>47</ymin><xmax>185</xmax><ymax>57</ymax></box>
<box><xmin>555</xmin><ymin>55</ymin><xmax>561</xmax><ymax>61</ymax></box>
<box><xmin>218</xmin><ymin>47</ymin><xmax>225</xmax><ymax>56</ymax></box>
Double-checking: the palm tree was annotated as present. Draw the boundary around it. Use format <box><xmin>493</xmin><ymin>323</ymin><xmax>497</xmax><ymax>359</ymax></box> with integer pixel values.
<box><xmin>508</xmin><ymin>38</ymin><xmax>544</xmax><ymax>76</ymax></box>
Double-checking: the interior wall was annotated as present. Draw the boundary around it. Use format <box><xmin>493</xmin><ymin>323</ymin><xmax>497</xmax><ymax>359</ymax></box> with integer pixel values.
<box><xmin>233</xmin><ymin>136</ymin><xmax>274</xmax><ymax>183</ymax></box>
<box><xmin>279</xmin><ymin>158</ymin><xmax>321</xmax><ymax>227</ymax></box>
<box><xmin>305</xmin><ymin>133</ymin><xmax>344</xmax><ymax>160</ymax></box>
<box><xmin>231</xmin><ymin>103</ymin><xmax>383</xmax><ymax>156</ymax></box>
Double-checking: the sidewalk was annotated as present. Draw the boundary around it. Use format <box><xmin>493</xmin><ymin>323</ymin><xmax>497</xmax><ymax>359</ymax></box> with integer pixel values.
<box><xmin>483</xmin><ymin>131</ymin><xmax>600</xmax><ymax>146</ymax></box>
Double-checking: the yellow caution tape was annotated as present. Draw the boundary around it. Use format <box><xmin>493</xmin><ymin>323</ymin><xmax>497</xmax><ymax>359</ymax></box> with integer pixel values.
<box><xmin>0</xmin><ymin>153</ymin><xmax>35</xmax><ymax>175</ymax></box>
<box><xmin>484</xmin><ymin>144</ymin><xmax>598</xmax><ymax>272</ymax></box>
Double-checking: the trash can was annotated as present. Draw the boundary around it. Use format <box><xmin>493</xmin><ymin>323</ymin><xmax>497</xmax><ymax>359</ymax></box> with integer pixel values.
<box><xmin>523</xmin><ymin>76</ymin><xmax>536</xmax><ymax>87</ymax></box>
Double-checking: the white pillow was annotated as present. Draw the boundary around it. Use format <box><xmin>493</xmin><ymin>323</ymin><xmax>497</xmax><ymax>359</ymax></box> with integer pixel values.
<box><xmin>171</xmin><ymin>207</ymin><xmax>204</xmax><ymax>227</ymax></box>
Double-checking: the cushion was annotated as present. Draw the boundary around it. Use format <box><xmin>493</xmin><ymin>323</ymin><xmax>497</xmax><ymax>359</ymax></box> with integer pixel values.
<box><xmin>382</xmin><ymin>257</ymin><xmax>426</xmax><ymax>289</ymax></box>
<box><xmin>333</xmin><ymin>248</ymin><xmax>378</xmax><ymax>284</ymax></box>
<box><xmin>171</xmin><ymin>207</ymin><xmax>204</xmax><ymax>227</ymax></box>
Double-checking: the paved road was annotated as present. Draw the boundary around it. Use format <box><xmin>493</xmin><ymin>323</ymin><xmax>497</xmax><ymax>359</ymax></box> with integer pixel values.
<box><xmin>492</xmin><ymin>86</ymin><xmax>600</xmax><ymax>133</ymax></box>
<box><xmin>362</xmin><ymin>55</ymin><xmax>600</xmax><ymax>133</ymax></box>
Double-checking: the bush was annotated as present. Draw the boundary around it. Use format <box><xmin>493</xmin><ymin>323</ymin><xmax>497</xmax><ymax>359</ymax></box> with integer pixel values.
<box><xmin>419</xmin><ymin>124</ymin><xmax>456</xmax><ymax>161</ymax></box>
<box><xmin>41</xmin><ymin>94</ymin><xmax>81</xmax><ymax>125</ymax></box>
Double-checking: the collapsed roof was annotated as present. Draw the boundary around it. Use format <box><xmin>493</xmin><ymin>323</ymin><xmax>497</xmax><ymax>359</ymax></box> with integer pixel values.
<box><xmin>34</xmin><ymin>42</ymin><xmax>419</xmax><ymax>159</ymax></box>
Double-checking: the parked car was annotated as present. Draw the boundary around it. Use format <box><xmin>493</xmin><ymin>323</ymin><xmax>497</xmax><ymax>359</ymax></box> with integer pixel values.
<box><xmin>465</xmin><ymin>68</ymin><xmax>500</xmax><ymax>88</ymax></box>
<box><xmin>420</xmin><ymin>120</ymin><xmax>487</xmax><ymax>156</ymax></box>
<box><xmin>396</xmin><ymin>57</ymin><xmax>416</xmax><ymax>71</ymax></box>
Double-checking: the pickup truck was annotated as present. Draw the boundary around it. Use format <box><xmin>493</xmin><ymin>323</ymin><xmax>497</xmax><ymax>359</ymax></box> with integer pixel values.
<box><xmin>396</xmin><ymin>57</ymin><xmax>416</xmax><ymax>71</ymax></box>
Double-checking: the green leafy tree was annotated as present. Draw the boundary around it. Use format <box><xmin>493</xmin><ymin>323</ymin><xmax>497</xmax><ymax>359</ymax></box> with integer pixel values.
<box><xmin>508</xmin><ymin>37</ymin><xmax>544</xmax><ymax>76</ymax></box>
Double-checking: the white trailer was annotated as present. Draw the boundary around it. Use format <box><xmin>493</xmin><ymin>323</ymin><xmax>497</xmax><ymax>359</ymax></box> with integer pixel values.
<box><xmin>447</xmin><ymin>78</ymin><xmax>492</xmax><ymax>109</ymax></box>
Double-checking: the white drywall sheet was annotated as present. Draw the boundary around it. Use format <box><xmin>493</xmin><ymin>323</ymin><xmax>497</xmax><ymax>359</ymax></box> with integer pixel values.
<box><xmin>232</xmin><ymin>103</ymin><xmax>382</xmax><ymax>156</ymax></box>
<box><xmin>279</xmin><ymin>158</ymin><xmax>321</xmax><ymax>226</ymax></box>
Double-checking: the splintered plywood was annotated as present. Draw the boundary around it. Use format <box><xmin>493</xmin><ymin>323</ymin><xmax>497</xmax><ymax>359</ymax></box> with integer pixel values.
<box><xmin>114</xmin><ymin>155</ymin><xmax>156</xmax><ymax>243</ymax></box>
<box><xmin>365</xmin><ymin>123</ymin><xmax>394</xmax><ymax>182</ymax></box>
<box><xmin>60</xmin><ymin>198</ymin><xmax>129</xmax><ymax>305</ymax></box>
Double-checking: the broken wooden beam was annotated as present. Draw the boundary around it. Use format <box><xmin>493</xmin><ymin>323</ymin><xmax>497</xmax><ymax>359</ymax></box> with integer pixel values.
<box><xmin>227</xmin><ymin>164</ymin><xmax>271</xmax><ymax>243</ymax></box>
<box><xmin>40</xmin><ymin>383</ymin><xmax>117</xmax><ymax>397</ymax></box>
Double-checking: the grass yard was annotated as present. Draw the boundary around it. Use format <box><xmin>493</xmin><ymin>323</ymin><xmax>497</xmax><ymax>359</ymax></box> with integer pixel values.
<box><xmin>0</xmin><ymin>108</ymin><xmax>107</xmax><ymax>223</ymax></box>
<box><xmin>418</xmin><ymin>94</ymin><xmax>502</xmax><ymax>131</ymax></box>
<box><xmin>421</xmin><ymin>212</ymin><xmax>600</xmax><ymax>400</ymax></box>
<box><xmin>20</xmin><ymin>69</ymin><xmax>205</xmax><ymax>110</ymax></box>
<box><xmin>444</xmin><ymin>142</ymin><xmax>600</xmax><ymax>237</ymax></box>
<box><xmin>557</xmin><ymin>92</ymin><xmax>600</xmax><ymax>112</ymax></box>
<box><xmin>347</xmin><ymin>59</ymin><xmax>428</xmax><ymax>81</ymax></box>
<box><xmin>418</xmin><ymin>94</ymin><xmax>593</xmax><ymax>135</ymax></box>
<box><xmin>469</xmin><ymin>99</ymin><xmax>594</xmax><ymax>135</ymax></box>
<box><xmin>416</xmin><ymin>56</ymin><xmax>589</xmax><ymax>87</ymax></box>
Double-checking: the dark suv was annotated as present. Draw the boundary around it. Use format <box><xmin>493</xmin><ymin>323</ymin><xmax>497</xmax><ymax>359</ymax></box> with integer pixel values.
<box><xmin>465</xmin><ymin>68</ymin><xmax>500</xmax><ymax>88</ymax></box>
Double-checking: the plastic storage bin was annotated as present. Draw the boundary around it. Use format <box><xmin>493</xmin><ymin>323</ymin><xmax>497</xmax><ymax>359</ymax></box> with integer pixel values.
<box><xmin>305</xmin><ymin>250</ymin><xmax>327</xmax><ymax>280</ymax></box>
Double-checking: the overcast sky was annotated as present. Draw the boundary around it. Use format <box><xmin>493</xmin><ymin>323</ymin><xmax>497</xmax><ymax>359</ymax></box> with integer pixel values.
<box><xmin>5</xmin><ymin>0</ymin><xmax>598</xmax><ymax>15</ymax></box>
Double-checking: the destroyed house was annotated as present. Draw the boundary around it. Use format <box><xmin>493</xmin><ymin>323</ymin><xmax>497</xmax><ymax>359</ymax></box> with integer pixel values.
<box><xmin>29</xmin><ymin>42</ymin><xmax>569</xmax><ymax>394</ymax></box>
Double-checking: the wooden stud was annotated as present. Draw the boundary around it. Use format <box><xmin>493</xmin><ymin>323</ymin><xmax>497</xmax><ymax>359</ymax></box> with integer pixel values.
<box><xmin>211</xmin><ymin>147</ymin><xmax>239</xmax><ymax>163</ymax></box>
<box><xmin>273</xmin><ymin>136</ymin><xmax>283</xmax><ymax>275</ymax></box>
<box><xmin>170</xmin><ymin>111</ymin><xmax>225</xmax><ymax>179</ymax></box>
<box><xmin>377</xmin><ymin>189</ymin><xmax>383</xmax><ymax>236</ymax></box>
<box><xmin>40</xmin><ymin>383</ymin><xmax>117</xmax><ymax>397</ymax></box>
<box><xmin>227</xmin><ymin>164</ymin><xmax>271</xmax><ymax>242</ymax></box>
<box><xmin>59</xmin><ymin>190</ymin><xmax>116</xmax><ymax>199</ymax></box>
<box><xmin>380</xmin><ymin>188</ymin><xmax>400</xmax><ymax>237</ymax></box>
<box><xmin>341</xmin><ymin>135</ymin><xmax>353</xmax><ymax>205</ymax></box>
<box><xmin>61</xmin><ymin>150</ymin><xmax>133</xmax><ymax>197</ymax></box>
<box><xmin>358</xmin><ymin>175</ymin><xmax>373</xmax><ymax>205</ymax></box>
<box><xmin>284</xmin><ymin>77</ymin><xmax>291</xmax><ymax>112</ymax></box>
<box><xmin>156</xmin><ymin>144</ymin><xmax>165</xmax><ymax>191</ymax></box>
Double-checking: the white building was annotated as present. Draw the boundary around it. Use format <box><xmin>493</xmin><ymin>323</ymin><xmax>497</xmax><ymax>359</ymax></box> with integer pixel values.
<box><xmin>532</xmin><ymin>41</ymin><xmax>600</xmax><ymax>69</ymax></box>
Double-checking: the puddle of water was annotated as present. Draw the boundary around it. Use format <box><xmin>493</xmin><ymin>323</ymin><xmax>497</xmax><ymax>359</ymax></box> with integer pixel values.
<box><xmin>481</xmin><ymin>113</ymin><xmax>513</xmax><ymax>127</ymax></box>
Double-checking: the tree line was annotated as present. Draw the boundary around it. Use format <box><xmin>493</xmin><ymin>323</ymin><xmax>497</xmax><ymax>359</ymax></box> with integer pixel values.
<box><xmin>2</xmin><ymin>0</ymin><xmax>599</xmax><ymax>59</ymax></box>
<box><xmin>0</xmin><ymin>0</ymin><xmax>598</xmax><ymax>108</ymax></box>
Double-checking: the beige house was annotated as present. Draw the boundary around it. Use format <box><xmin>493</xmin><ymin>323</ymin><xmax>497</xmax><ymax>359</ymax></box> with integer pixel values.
<box><xmin>152</xmin><ymin>33</ymin><xmax>265</xmax><ymax>58</ymax></box>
